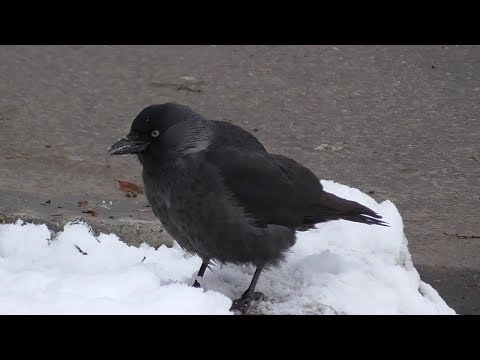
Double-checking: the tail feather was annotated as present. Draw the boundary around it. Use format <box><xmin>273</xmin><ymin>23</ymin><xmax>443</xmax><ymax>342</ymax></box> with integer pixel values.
<box><xmin>303</xmin><ymin>191</ymin><xmax>389</xmax><ymax>227</ymax></box>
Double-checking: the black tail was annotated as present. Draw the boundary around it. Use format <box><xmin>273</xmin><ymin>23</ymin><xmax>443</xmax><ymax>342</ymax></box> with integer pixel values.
<box><xmin>302</xmin><ymin>191</ymin><xmax>389</xmax><ymax>227</ymax></box>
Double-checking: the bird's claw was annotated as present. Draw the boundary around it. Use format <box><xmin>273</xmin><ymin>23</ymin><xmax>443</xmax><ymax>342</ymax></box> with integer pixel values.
<box><xmin>230</xmin><ymin>292</ymin><xmax>266</xmax><ymax>314</ymax></box>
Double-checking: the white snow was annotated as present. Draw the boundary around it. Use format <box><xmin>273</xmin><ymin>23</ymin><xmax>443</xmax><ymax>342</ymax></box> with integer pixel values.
<box><xmin>0</xmin><ymin>180</ymin><xmax>455</xmax><ymax>315</ymax></box>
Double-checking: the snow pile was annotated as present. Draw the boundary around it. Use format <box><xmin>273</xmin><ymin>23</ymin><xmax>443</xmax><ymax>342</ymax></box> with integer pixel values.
<box><xmin>0</xmin><ymin>180</ymin><xmax>455</xmax><ymax>315</ymax></box>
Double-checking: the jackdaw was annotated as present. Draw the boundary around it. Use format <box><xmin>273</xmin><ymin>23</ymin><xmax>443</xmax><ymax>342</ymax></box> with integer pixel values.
<box><xmin>108</xmin><ymin>103</ymin><xmax>387</xmax><ymax>313</ymax></box>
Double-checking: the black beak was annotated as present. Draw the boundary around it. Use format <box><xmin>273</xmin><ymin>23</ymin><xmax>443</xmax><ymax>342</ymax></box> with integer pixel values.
<box><xmin>108</xmin><ymin>132</ymin><xmax>150</xmax><ymax>156</ymax></box>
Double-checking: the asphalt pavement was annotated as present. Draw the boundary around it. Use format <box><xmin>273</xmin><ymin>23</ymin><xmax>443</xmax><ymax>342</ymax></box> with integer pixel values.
<box><xmin>0</xmin><ymin>45</ymin><xmax>478</xmax><ymax>314</ymax></box>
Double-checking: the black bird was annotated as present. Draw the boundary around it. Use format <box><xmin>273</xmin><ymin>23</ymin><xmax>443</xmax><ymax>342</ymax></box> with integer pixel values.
<box><xmin>109</xmin><ymin>103</ymin><xmax>387</xmax><ymax>313</ymax></box>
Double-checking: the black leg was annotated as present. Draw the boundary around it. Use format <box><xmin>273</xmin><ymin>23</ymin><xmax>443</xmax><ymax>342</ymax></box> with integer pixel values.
<box><xmin>242</xmin><ymin>266</ymin><xmax>262</xmax><ymax>296</ymax></box>
<box><xmin>230</xmin><ymin>266</ymin><xmax>266</xmax><ymax>314</ymax></box>
<box><xmin>192</xmin><ymin>259</ymin><xmax>209</xmax><ymax>288</ymax></box>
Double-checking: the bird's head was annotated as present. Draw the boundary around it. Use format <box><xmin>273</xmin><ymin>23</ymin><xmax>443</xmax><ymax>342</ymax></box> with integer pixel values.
<box><xmin>108</xmin><ymin>103</ymin><xmax>196</xmax><ymax>156</ymax></box>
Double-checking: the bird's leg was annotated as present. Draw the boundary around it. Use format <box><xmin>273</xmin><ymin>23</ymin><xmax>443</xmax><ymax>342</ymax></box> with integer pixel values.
<box><xmin>192</xmin><ymin>259</ymin><xmax>210</xmax><ymax>288</ymax></box>
<box><xmin>230</xmin><ymin>266</ymin><xmax>266</xmax><ymax>314</ymax></box>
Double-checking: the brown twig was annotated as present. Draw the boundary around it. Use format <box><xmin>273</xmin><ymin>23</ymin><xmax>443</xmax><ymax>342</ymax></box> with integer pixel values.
<box><xmin>443</xmin><ymin>232</ymin><xmax>480</xmax><ymax>239</ymax></box>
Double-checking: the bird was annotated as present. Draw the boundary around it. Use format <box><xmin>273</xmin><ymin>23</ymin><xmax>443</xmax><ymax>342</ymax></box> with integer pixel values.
<box><xmin>108</xmin><ymin>103</ymin><xmax>388</xmax><ymax>314</ymax></box>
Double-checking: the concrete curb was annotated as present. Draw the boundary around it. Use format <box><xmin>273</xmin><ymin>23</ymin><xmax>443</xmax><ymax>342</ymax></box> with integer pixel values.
<box><xmin>0</xmin><ymin>190</ymin><xmax>173</xmax><ymax>249</ymax></box>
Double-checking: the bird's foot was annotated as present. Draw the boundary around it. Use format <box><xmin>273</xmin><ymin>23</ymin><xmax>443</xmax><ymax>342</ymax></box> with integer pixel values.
<box><xmin>230</xmin><ymin>291</ymin><xmax>266</xmax><ymax>314</ymax></box>
<box><xmin>192</xmin><ymin>280</ymin><xmax>201</xmax><ymax>288</ymax></box>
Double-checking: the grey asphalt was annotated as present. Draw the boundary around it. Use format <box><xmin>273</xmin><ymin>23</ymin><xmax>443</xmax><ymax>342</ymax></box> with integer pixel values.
<box><xmin>0</xmin><ymin>45</ymin><xmax>478</xmax><ymax>314</ymax></box>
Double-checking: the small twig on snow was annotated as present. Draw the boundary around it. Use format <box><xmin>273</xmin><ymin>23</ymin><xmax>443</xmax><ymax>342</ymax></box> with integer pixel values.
<box><xmin>74</xmin><ymin>245</ymin><xmax>88</xmax><ymax>255</ymax></box>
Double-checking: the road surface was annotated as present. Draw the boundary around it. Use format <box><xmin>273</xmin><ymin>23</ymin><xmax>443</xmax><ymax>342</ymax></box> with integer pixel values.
<box><xmin>0</xmin><ymin>45</ymin><xmax>478</xmax><ymax>314</ymax></box>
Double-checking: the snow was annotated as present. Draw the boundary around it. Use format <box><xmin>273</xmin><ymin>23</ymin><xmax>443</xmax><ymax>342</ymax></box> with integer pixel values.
<box><xmin>0</xmin><ymin>180</ymin><xmax>455</xmax><ymax>315</ymax></box>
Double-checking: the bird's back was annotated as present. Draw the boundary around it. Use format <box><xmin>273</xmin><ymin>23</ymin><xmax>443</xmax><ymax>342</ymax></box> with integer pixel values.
<box><xmin>204</xmin><ymin>120</ymin><xmax>385</xmax><ymax>229</ymax></box>
<box><xmin>203</xmin><ymin>121</ymin><xmax>319</xmax><ymax>230</ymax></box>
<box><xmin>209</xmin><ymin>120</ymin><xmax>268</xmax><ymax>152</ymax></box>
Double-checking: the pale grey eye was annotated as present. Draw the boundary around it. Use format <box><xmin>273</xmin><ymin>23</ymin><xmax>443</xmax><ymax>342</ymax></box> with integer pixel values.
<box><xmin>151</xmin><ymin>130</ymin><xmax>160</xmax><ymax>138</ymax></box>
